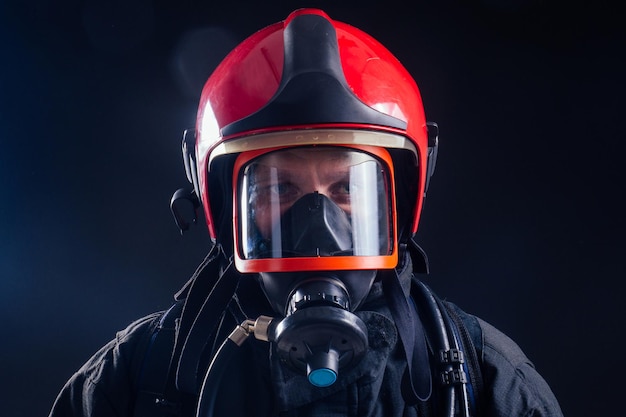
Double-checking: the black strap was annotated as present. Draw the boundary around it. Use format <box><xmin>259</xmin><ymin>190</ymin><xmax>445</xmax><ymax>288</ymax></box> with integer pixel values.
<box><xmin>133</xmin><ymin>301</ymin><xmax>184</xmax><ymax>417</ymax></box>
<box><xmin>382</xmin><ymin>269</ymin><xmax>432</xmax><ymax>404</ymax></box>
<box><xmin>175</xmin><ymin>261</ymin><xmax>241</xmax><ymax>394</ymax></box>
<box><xmin>132</xmin><ymin>247</ymin><xmax>241</xmax><ymax>417</ymax></box>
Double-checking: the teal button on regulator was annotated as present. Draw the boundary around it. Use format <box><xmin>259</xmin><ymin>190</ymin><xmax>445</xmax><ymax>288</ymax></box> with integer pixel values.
<box><xmin>308</xmin><ymin>368</ymin><xmax>337</xmax><ymax>387</ymax></box>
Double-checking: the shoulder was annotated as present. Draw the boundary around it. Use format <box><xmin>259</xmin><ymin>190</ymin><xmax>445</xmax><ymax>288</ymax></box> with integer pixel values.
<box><xmin>477</xmin><ymin>317</ymin><xmax>531</xmax><ymax>369</ymax></box>
<box><xmin>475</xmin><ymin>316</ymin><xmax>564</xmax><ymax>417</ymax></box>
<box><xmin>82</xmin><ymin>312</ymin><xmax>164</xmax><ymax>383</ymax></box>
<box><xmin>49</xmin><ymin>311</ymin><xmax>166</xmax><ymax>417</ymax></box>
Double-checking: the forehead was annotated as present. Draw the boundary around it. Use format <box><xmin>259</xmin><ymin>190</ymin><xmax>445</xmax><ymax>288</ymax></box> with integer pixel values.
<box><xmin>257</xmin><ymin>147</ymin><xmax>352</xmax><ymax>165</ymax></box>
<box><xmin>254</xmin><ymin>147</ymin><xmax>383</xmax><ymax>170</ymax></box>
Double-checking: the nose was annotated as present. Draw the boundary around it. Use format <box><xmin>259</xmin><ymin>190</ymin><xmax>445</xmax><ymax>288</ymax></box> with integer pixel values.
<box><xmin>309</xmin><ymin>191</ymin><xmax>323</xmax><ymax>210</ymax></box>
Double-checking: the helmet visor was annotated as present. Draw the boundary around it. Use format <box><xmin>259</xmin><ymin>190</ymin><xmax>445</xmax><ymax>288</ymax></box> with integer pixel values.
<box><xmin>237</xmin><ymin>146</ymin><xmax>394</xmax><ymax>266</ymax></box>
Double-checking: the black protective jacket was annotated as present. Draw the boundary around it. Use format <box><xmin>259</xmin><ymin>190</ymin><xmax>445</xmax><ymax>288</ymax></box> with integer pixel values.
<box><xmin>49</xmin><ymin>249</ymin><xmax>563</xmax><ymax>417</ymax></box>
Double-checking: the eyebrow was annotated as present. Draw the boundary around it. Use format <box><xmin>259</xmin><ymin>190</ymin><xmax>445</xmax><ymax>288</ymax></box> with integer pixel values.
<box><xmin>251</xmin><ymin>164</ymin><xmax>304</xmax><ymax>184</ymax></box>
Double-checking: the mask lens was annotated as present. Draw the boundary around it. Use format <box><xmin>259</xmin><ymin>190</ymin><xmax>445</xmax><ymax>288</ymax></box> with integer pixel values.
<box><xmin>238</xmin><ymin>147</ymin><xmax>393</xmax><ymax>260</ymax></box>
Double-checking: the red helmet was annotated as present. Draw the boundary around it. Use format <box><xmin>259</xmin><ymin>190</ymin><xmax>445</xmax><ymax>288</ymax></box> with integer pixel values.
<box><xmin>178</xmin><ymin>8</ymin><xmax>438</xmax><ymax>273</ymax></box>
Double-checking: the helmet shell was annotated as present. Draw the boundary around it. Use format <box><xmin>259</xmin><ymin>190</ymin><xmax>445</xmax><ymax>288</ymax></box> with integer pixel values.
<box><xmin>195</xmin><ymin>8</ymin><xmax>428</xmax><ymax>242</ymax></box>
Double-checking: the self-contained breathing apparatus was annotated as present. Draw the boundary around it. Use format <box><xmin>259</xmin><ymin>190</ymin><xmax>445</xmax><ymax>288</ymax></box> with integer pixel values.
<box><xmin>132</xmin><ymin>243</ymin><xmax>485</xmax><ymax>417</ymax></box>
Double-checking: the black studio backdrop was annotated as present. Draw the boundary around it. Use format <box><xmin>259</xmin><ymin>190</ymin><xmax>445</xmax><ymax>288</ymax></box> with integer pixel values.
<box><xmin>1</xmin><ymin>1</ymin><xmax>624</xmax><ymax>416</ymax></box>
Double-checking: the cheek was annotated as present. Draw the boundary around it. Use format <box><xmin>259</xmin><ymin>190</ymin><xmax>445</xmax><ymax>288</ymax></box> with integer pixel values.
<box><xmin>252</xmin><ymin>202</ymin><xmax>284</xmax><ymax>238</ymax></box>
<box><xmin>252</xmin><ymin>202</ymin><xmax>272</xmax><ymax>238</ymax></box>
<box><xmin>253</xmin><ymin>201</ymin><xmax>295</xmax><ymax>238</ymax></box>
<box><xmin>336</xmin><ymin>202</ymin><xmax>351</xmax><ymax>215</ymax></box>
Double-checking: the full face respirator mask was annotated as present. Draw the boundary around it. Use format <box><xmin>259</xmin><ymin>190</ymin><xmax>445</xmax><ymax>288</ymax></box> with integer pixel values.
<box><xmin>232</xmin><ymin>145</ymin><xmax>398</xmax><ymax>387</ymax></box>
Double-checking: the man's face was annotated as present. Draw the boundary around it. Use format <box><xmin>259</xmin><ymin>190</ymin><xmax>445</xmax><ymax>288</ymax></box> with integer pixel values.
<box><xmin>247</xmin><ymin>148</ymin><xmax>354</xmax><ymax>237</ymax></box>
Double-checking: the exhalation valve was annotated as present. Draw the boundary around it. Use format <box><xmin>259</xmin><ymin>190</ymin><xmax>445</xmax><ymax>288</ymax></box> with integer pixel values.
<box><xmin>269</xmin><ymin>278</ymin><xmax>369</xmax><ymax>387</ymax></box>
<box><xmin>307</xmin><ymin>348</ymin><xmax>340</xmax><ymax>387</ymax></box>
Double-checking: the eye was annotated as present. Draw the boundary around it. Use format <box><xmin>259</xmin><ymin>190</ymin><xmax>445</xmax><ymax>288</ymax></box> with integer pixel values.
<box><xmin>269</xmin><ymin>182</ymin><xmax>300</xmax><ymax>202</ymax></box>
<box><xmin>331</xmin><ymin>182</ymin><xmax>350</xmax><ymax>195</ymax></box>
<box><xmin>329</xmin><ymin>181</ymin><xmax>351</xmax><ymax>204</ymax></box>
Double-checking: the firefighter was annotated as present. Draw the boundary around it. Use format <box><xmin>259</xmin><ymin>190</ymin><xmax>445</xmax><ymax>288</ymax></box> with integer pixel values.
<box><xmin>49</xmin><ymin>9</ymin><xmax>563</xmax><ymax>417</ymax></box>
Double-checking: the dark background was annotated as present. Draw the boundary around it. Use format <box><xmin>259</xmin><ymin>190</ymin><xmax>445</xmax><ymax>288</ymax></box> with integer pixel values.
<box><xmin>1</xmin><ymin>1</ymin><xmax>624</xmax><ymax>416</ymax></box>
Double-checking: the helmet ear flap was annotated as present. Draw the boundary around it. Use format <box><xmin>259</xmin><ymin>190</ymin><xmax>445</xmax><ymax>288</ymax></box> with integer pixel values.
<box><xmin>425</xmin><ymin>122</ymin><xmax>439</xmax><ymax>193</ymax></box>
<box><xmin>182</xmin><ymin>128</ymin><xmax>200</xmax><ymax>196</ymax></box>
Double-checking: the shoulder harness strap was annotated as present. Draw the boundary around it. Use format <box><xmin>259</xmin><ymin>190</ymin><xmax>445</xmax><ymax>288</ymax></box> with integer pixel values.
<box><xmin>410</xmin><ymin>278</ymin><xmax>485</xmax><ymax>417</ymax></box>
<box><xmin>132</xmin><ymin>245</ymin><xmax>239</xmax><ymax>417</ymax></box>
<box><xmin>133</xmin><ymin>300</ymin><xmax>185</xmax><ymax>416</ymax></box>
<box><xmin>442</xmin><ymin>301</ymin><xmax>485</xmax><ymax>416</ymax></box>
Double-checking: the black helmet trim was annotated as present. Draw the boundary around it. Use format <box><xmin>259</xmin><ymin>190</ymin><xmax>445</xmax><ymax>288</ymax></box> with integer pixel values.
<box><xmin>221</xmin><ymin>13</ymin><xmax>407</xmax><ymax>137</ymax></box>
